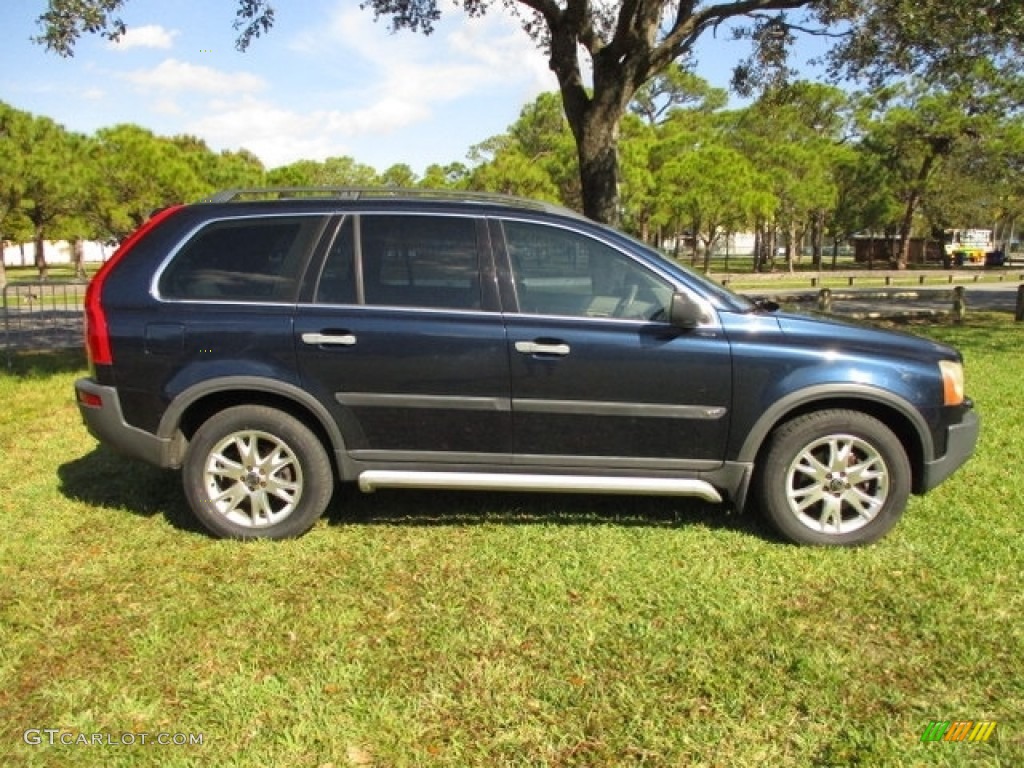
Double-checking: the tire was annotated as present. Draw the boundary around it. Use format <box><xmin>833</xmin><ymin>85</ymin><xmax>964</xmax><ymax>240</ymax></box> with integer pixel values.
<box><xmin>182</xmin><ymin>405</ymin><xmax>334</xmax><ymax>539</ymax></box>
<box><xmin>755</xmin><ymin>410</ymin><xmax>911</xmax><ymax>546</ymax></box>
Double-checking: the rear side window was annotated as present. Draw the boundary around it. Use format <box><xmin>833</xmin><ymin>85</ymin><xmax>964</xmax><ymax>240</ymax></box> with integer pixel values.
<box><xmin>315</xmin><ymin>214</ymin><xmax>481</xmax><ymax>310</ymax></box>
<box><xmin>159</xmin><ymin>216</ymin><xmax>324</xmax><ymax>301</ymax></box>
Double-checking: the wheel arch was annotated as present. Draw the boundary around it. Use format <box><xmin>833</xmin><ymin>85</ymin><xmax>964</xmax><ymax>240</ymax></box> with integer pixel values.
<box><xmin>157</xmin><ymin>377</ymin><xmax>347</xmax><ymax>476</ymax></box>
<box><xmin>737</xmin><ymin>385</ymin><xmax>933</xmax><ymax>498</ymax></box>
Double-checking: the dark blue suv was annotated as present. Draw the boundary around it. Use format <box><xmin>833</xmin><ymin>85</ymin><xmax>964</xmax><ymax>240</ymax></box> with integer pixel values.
<box><xmin>74</xmin><ymin>189</ymin><xmax>979</xmax><ymax>545</ymax></box>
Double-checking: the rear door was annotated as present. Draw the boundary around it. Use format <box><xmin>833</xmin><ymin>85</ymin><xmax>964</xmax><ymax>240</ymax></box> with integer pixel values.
<box><xmin>494</xmin><ymin>218</ymin><xmax>733</xmax><ymax>471</ymax></box>
<box><xmin>294</xmin><ymin>213</ymin><xmax>512</xmax><ymax>464</ymax></box>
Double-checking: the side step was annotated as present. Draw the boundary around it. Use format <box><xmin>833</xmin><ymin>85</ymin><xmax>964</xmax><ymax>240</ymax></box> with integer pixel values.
<box><xmin>357</xmin><ymin>470</ymin><xmax>722</xmax><ymax>502</ymax></box>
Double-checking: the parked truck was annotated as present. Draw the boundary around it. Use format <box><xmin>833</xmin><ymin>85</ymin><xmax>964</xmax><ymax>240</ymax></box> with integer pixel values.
<box><xmin>943</xmin><ymin>228</ymin><xmax>1006</xmax><ymax>267</ymax></box>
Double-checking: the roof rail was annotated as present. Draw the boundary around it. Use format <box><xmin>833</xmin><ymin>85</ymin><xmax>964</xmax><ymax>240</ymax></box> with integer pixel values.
<box><xmin>197</xmin><ymin>187</ymin><xmax>582</xmax><ymax>216</ymax></box>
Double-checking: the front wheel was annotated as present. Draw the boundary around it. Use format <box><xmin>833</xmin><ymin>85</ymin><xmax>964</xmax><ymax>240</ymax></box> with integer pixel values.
<box><xmin>755</xmin><ymin>410</ymin><xmax>911</xmax><ymax>546</ymax></box>
<box><xmin>183</xmin><ymin>405</ymin><xmax>334</xmax><ymax>539</ymax></box>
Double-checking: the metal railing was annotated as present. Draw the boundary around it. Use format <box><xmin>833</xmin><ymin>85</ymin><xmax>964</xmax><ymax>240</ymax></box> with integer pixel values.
<box><xmin>2</xmin><ymin>280</ymin><xmax>89</xmax><ymax>365</ymax></box>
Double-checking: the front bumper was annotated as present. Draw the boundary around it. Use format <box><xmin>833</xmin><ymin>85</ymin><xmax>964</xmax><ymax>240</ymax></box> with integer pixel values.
<box><xmin>74</xmin><ymin>378</ymin><xmax>180</xmax><ymax>468</ymax></box>
<box><xmin>920</xmin><ymin>408</ymin><xmax>980</xmax><ymax>493</ymax></box>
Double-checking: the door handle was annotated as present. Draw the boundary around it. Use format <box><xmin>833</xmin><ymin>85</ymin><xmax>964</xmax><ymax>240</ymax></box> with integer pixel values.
<box><xmin>302</xmin><ymin>332</ymin><xmax>357</xmax><ymax>346</ymax></box>
<box><xmin>515</xmin><ymin>340</ymin><xmax>570</xmax><ymax>356</ymax></box>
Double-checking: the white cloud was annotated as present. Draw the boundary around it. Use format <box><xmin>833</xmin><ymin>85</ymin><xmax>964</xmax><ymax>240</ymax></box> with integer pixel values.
<box><xmin>446</xmin><ymin>14</ymin><xmax>553</xmax><ymax>96</ymax></box>
<box><xmin>102</xmin><ymin>5</ymin><xmax>560</xmax><ymax>171</ymax></box>
<box><xmin>120</xmin><ymin>59</ymin><xmax>265</xmax><ymax>95</ymax></box>
<box><xmin>108</xmin><ymin>24</ymin><xmax>178</xmax><ymax>51</ymax></box>
<box><xmin>287</xmin><ymin>6</ymin><xmax>554</xmax><ymax>124</ymax></box>
<box><xmin>186</xmin><ymin>97</ymin><xmax>354</xmax><ymax>168</ymax></box>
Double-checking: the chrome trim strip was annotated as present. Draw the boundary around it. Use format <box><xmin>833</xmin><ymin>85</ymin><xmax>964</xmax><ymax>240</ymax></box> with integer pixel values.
<box><xmin>512</xmin><ymin>453</ymin><xmax>721</xmax><ymax>471</ymax></box>
<box><xmin>346</xmin><ymin>449</ymin><xmax>716</xmax><ymax>471</ymax></box>
<box><xmin>337</xmin><ymin>393</ymin><xmax>511</xmax><ymax>412</ymax></box>
<box><xmin>357</xmin><ymin>470</ymin><xmax>722</xmax><ymax>501</ymax></box>
<box><xmin>334</xmin><ymin>392</ymin><xmax>725</xmax><ymax>420</ymax></box>
<box><xmin>514</xmin><ymin>398</ymin><xmax>727</xmax><ymax>420</ymax></box>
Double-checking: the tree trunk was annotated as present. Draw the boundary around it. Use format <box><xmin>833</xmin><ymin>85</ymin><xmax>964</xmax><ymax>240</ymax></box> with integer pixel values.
<box><xmin>34</xmin><ymin>228</ymin><xmax>48</xmax><ymax>280</ymax></box>
<box><xmin>787</xmin><ymin>221</ymin><xmax>798</xmax><ymax>273</ymax></box>
<box><xmin>812</xmin><ymin>211</ymin><xmax>824</xmax><ymax>269</ymax></box>
<box><xmin>573</xmin><ymin>104</ymin><xmax>621</xmax><ymax>225</ymax></box>
<box><xmin>72</xmin><ymin>237</ymin><xmax>86</xmax><ymax>279</ymax></box>
<box><xmin>897</xmin><ymin>151</ymin><xmax>939</xmax><ymax>269</ymax></box>
<box><xmin>753</xmin><ymin>227</ymin><xmax>764</xmax><ymax>272</ymax></box>
<box><xmin>0</xmin><ymin>243</ymin><xmax>6</xmax><ymax>289</ymax></box>
<box><xmin>552</xmin><ymin>28</ymin><xmax>631</xmax><ymax>227</ymax></box>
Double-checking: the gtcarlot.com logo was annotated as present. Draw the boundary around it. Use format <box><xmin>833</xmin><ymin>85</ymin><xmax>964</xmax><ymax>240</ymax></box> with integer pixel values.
<box><xmin>920</xmin><ymin>720</ymin><xmax>997</xmax><ymax>743</ymax></box>
<box><xmin>24</xmin><ymin>729</ymin><xmax>204</xmax><ymax>747</ymax></box>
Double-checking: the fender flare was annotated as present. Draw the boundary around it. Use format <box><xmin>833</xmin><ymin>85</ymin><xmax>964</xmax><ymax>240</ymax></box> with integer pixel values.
<box><xmin>157</xmin><ymin>375</ymin><xmax>347</xmax><ymax>466</ymax></box>
<box><xmin>735</xmin><ymin>383</ymin><xmax>936</xmax><ymax>465</ymax></box>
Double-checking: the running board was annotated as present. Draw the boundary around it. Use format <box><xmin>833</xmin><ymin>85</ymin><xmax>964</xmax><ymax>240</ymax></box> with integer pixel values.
<box><xmin>357</xmin><ymin>470</ymin><xmax>722</xmax><ymax>502</ymax></box>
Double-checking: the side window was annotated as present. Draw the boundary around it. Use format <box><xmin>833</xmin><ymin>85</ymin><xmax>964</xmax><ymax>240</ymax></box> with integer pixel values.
<box><xmin>315</xmin><ymin>217</ymin><xmax>357</xmax><ymax>305</ymax></box>
<box><xmin>160</xmin><ymin>216</ymin><xmax>322</xmax><ymax>301</ymax></box>
<box><xmin>503</xmin><ymin>220</ymin><xmax>672</xmax><ymax>320</ymax></box>
<box><xmin>360</xmin><ymin>215</ymin><xmax>481</xmax><ymax>310</ymax></box>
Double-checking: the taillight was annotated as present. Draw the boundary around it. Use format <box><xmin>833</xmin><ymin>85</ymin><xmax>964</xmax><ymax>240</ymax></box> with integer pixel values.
<box><xmin>85</xmin><ymin>205</ymin><xmax>185</xmax><ymax>367</ymax></box>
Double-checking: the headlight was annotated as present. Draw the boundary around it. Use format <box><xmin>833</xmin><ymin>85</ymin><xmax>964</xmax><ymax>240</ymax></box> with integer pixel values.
<box><xmin>939</xmin><ymin>360</ymin><xmax>965</xmax><ymax>406</ymax></box>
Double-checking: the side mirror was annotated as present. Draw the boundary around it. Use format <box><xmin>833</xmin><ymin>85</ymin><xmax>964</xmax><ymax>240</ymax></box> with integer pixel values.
<box><xmin>669</xmin><ymin>292</ymin><xmax>707</xmax><ymax>329</ymax></box>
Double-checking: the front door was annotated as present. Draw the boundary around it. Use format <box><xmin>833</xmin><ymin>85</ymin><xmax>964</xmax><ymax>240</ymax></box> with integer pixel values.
<box><xmin>496</xmin><ymin>219</ymin><xmax>732</xmax><ymax>470</ymax></box>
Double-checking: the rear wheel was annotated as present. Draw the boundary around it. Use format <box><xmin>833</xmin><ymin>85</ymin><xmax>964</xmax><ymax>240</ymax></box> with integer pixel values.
<box><xmin>183</xmin><ymin>405</ymin><xmax>333</xmax><ymax>539</ymax></box>
<box><xmin>756</xmin><ymin>410</ymin><xmax>911</xmax><ymax>546</ymax></box>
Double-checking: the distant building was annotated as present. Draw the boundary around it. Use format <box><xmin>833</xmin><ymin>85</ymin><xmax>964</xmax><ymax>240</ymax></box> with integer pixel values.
<box><xmin>2</xmin><ymin>240</ymin><xmax>112</xmax><ymax>267</ymax></box>
<box><xmin>851</xmin><ymin>236</ymin><xmax>942</xmax><ymax>265</ymax></box>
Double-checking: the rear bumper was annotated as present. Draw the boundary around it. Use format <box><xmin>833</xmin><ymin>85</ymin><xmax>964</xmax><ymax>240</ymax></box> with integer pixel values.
<box><xmin>920</xmin><ymin>409</ymin><xmax>980</xmax><ymax>493</ymax></box>
<box><xmin>74</xmin><ymin>378</ymin><xmax>180</xmax><ymax>468</ymax></box>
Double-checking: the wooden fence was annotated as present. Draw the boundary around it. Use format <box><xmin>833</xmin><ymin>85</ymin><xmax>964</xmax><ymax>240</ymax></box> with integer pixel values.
<box><xmin>750</xmin><ymin>285</ymin><xmax>1024</xmax><ymax>323</ymax></box>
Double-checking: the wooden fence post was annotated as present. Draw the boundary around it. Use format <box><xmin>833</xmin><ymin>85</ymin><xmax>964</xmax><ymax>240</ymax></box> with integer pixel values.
<box><xmin>952</xmin><ymin>286</ymin><xmax>966</xmax><ymax>324</ymax></box>
<box><xmin>818</xmin><ymin>288</ymin><xmax>833</xmax><ymax>313</ymax></box>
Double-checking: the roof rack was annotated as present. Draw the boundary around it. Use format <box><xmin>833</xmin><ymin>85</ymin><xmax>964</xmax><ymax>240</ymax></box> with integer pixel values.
<box><xmin>197</xmin><ymin>187</ymin><xmax>582</xmax><ymax>216</ymax></box>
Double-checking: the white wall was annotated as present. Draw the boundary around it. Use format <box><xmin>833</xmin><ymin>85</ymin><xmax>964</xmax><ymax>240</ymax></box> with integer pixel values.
<box><xmin>3</xmin><ymin>240</ymin><xmax>112</xmax><ymax>267</ymax></box>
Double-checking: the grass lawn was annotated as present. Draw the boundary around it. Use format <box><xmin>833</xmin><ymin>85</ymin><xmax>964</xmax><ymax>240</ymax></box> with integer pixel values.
<box><xmin>1</xmin><ymin>315</ymin><xmax>1021</xmax><ymax>767</ymax></box>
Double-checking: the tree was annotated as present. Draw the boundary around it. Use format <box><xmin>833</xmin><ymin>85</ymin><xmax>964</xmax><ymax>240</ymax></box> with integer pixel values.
<box><xmin>171</xmin><ymin>136</ymin><xmax>266</xmax><ymax>191</ymax></box>
<box><xmin>733</xmin><ymin>83</ymin><xmax>849</xmax><ymax>270</ymax></box>
<box><xmin>468</xmin><ymin>93</ymin><xmax>579</xmax><ymax>206</ymax></box>
<box><xmin>828</xmin><ymin>143</ymin><xmax>900</xmax><ymax>268</ymax></box>
<box><xmin>15</xmin><ymin>114</ymin><xmax>90</xmax><ymax>279</ymax></box>
<box><xmin>89</xmin><ymin>125</ymin><xmax>207</xmax><ymax>241</ymax></box>
<box><xmin>418</xmin><ymin>162</ymin><xmax>470</xmax><ymax>189</ymax></box>
<box><xmin>857</xmin><ymin>81</ymin><xmax>1009</xmax><ymax>267</ymax></box>
<box><xmin>630</xmin><ymin>64</ymin><xmax>728</xmax><ymax>127</ymax></box>
<box><xmin>265</xmin><ymin>156</ymin><xmax>379</xmax><ymax>187</ymax></box>
<box><xmin>380</xmin><ymin>164</ymin><xmax>419</xmax><ymax>187</ymax></box>
<box><xmin>34</xmin><ymin>1</ymin><xmax>1024</xmax><ymax>226</ymax></box>
<box><xmin>0</xmin><ymin>103</ymin><xmax>34</xmax><ymax>287</ymax></box>
<box><xmin>656</xmin><ymin>142</ymin><xmax>773</xmax><ymax>271</ymax></box>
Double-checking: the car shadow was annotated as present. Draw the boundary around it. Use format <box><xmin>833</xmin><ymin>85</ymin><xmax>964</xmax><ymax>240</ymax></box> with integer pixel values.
<box><xmin>57</xmin><ymin>446</ymin><xmax>770</xmax><ymax>540</ymax></box>
<box><xmin>324</xmin><ymin>485</ymin><xmax>770</xmax><ymax>539</ymax></box>
<box><xmin>57</xmin><ymin>446</ymin><xmax>205</xmax><ymax>534</ymax></box>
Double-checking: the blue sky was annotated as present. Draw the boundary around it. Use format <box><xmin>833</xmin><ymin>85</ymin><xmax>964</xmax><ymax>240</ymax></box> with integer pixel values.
<box><xmin>0</xmin><ymin>1</ymin><xmax>815</xmax><ymax>175</ymax></box>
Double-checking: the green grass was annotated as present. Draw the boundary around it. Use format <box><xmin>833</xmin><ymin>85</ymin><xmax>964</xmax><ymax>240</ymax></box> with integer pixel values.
<box><xmin>1</xmin><ymin>319</ymin><xmax>1022</xmax><ymax>767</ymax></box>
